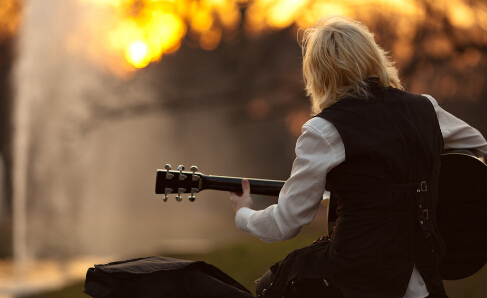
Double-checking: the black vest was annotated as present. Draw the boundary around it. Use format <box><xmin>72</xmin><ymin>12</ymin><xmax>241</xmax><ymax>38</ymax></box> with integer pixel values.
<box><xmin>316</xmin><ymin>81</ymin><xmax>447</xmax><ymax>297</ymax></box>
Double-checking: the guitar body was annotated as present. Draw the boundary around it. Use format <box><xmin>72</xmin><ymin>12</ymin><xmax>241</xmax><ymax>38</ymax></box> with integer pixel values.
<box><xmin>437</xmin><ymin>153</ymin><xmax>487</xmax><ymax>280</ymax></box>
<box><xmin>156</xmin><ymin>152</ymin><xmax>487</xmax><ymax>280</ymax></box>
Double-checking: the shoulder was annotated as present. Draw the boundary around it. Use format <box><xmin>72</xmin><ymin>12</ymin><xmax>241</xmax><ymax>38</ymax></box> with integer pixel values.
<box><xmin>298</xmin><ymin>117</ymin><xmax>342</xmax><ymax>150</ymax></box>
<box><xmin>421</xmin><ymin>94</ymin><xmax>440</xmax><ymax>109</ymax></box>
<box><xmin>304</xmin><ymin>116</ymin><xmax>336</xmax><ymax>136</ymax></box>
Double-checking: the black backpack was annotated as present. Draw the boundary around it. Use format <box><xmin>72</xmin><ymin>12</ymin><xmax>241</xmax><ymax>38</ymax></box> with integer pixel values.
<box><xmin>84</xmin><ymin>256</ymin><xmax>255</xmax><ymax>298</ymax></box>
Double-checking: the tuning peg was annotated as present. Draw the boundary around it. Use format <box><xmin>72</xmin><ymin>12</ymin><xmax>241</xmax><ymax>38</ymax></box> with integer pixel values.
<box><xmin>165</xmin><ymin>164</ymin><xmax>174</xmax><ymax>179</ymax></box>
<box><xmin>176</xmin><ymin>187</ymin><xmax>185</xmax><ymax>202</ymax></box>
<box><xmin>163</xmin><ymin>188</ymin><xmax>172</xmax><ymax>202</ymax></box>
<box><xmin>190</xmin><ymin>165</ymin><xmax>200</xmax><ymax>181</ymax></box>
<box><xmin>178</xmin><ymin>165</ymin><xmax>187</xmax><ymax>180</ymax></box>
<box><xmin>189</xmin><ymin>188</ymin><xmax>199</xmax><ymax>202</ymax></box>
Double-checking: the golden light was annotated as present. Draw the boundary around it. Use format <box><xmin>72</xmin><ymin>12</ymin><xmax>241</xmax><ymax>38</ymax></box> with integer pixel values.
<box><xmin>262</xmin><ymin>0</ymin><xmax>309</xmax><ymax>29</ymax></box>
<box><xmin>0</xmin><ymin>0</ymin><xmax>21</xmax><ymax>42</ymax></box>
<box><xmin>298</xmin><ymin>2</ymin><xmax>351</xmax><ymax>28</ymax></box>
<box><xmin>199</xmin><ymin>28</ymin><xmax>222</xmax><ymax>50</ymax></box>
<box><xmin>68</xmin><ymin>0</ymin><xmax>485</xmax><ymax>76</ymax></box>
<box><xmin>190</xmin><ymin>4</ymin><xmax>214</xmax><ymax>33</ymax></box>
<box><xmin>477</xmin><ymin>6</ymin><xmax>487</xmax><ymax>31</ymax></box>
<box><xmin>127</xmin><ymin>40</ymin><xmax>150</xmax><ymax>68</ymax></box>
<box><xmin>447</xmin><ymin>0</ymin><xmax>475</xmax><ymax>28</ymax></box>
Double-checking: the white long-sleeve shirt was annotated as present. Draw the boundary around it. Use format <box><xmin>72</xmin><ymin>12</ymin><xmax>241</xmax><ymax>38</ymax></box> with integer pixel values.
<box><xmin>235</xmin><ymin>95</ymin><xmax>487</xmax><ymax>298</ymax></box>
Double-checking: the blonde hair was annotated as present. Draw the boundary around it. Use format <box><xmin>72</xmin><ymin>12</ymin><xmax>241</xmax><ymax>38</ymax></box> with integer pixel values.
<box><xmin>300</xmin><ymin>16</ymin><xmax>403</xmax><ymax>114</ymax></box>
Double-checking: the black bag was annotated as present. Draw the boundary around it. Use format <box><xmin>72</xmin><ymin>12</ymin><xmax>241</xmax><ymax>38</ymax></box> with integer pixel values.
<box><xmin>258</xmin><ymin>236</ymin><xmax>343</xmax><ymax>298</ymax></box>
<box><xmin>83</xmin><ymin>256</ymin><xmax>255</xmax><ymax>298</ymax></box>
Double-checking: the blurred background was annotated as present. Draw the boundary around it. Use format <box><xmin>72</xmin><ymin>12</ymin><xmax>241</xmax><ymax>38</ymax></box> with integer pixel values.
<box><xmin>0</xmin><ymin>0</ymin><xmax>486</xmax><ymax>297</ymax></box>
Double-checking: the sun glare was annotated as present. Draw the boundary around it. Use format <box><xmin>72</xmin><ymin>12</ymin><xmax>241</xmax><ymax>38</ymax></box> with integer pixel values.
<box><xmin>68</xmin><ymin>0</ymin><xmax>485</xmax><ymax>75</ymax></box>
<box><xmin>127</xmin><ymin>40</ymin><xmax>150</xmax><ymax>68</ymax></box>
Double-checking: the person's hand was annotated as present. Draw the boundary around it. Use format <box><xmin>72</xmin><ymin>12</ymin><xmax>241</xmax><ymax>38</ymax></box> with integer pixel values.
<box><xmin>229</xmin><ymin>179</ymin><xmax>254</xmax><ymax>213</ymax></box>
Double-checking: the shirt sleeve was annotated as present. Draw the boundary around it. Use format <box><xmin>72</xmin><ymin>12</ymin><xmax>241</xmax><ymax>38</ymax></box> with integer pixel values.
<box><xmin>423</xmin><ymin>94</ymin><xmax>487</xmax><ymax>155</ymax></box>
<box><xmin>235</xmin><ymin>117</ymin><xmax>345</xmax><ymax>243</ymax></box>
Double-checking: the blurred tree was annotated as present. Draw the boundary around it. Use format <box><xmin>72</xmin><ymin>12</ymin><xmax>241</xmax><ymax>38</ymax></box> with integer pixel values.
<box><xmin>72</xmin><ymin>0</ymin><xmax>487</xmax><ymax>181</ymax></box>
<box><xmin>81</xmin><ymin>0</ymin><xmax>487</xmax><ymax>121</ymax></box>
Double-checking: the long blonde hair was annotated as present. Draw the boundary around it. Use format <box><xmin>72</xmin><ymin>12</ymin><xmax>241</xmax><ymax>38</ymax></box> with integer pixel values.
<box><xmin>300</xmin><ymin>16</ymin><xmax>403</xmax><ymax>114</ymax></box>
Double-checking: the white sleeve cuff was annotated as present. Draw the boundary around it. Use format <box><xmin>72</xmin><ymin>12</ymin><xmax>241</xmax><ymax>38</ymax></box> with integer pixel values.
<box><xmin>235</xmin><ymin>207</ymin><xmax>257</xmax><ymax>235</ymax></box>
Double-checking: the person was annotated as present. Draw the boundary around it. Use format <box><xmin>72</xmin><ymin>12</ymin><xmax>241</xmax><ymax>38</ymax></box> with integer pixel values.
<box><xmin>229</xmin><ymin>16</ymin><xmax>487</xmax><ymax>298</ymax></box>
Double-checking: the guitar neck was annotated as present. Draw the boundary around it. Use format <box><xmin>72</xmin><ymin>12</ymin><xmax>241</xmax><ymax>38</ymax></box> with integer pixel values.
<box><xmin>202</xmin><ymin>175</ymin><xmax>284</xmax><ymax>196</ymax></box>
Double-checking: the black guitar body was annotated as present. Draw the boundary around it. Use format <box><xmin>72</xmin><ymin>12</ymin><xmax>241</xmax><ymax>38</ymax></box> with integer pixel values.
<box><xmin>437</xmin><ymin>153</ymin><xmax>487</xmax><ymax>280</ymax></box>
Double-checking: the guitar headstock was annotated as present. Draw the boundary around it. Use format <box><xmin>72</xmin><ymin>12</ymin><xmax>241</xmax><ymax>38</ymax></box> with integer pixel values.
<box><xmin>155</xmin><ymin>164</ymin><xmax>203</xmax><ymax>202</ymax></box>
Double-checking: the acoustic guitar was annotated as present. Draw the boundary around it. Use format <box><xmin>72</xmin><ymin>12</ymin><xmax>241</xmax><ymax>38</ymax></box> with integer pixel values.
<box><xmin>155</xmin><ymin>153</ymin><xmax>487</xmax><ymax>280</ymax></box>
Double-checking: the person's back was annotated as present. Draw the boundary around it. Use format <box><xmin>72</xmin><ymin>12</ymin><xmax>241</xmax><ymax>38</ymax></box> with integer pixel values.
<box><xmin>230</xmin><ymin>16</ymin><xmax>487</xmax><ymax>298</ymax></box>
<box><xmin>318</xmin><ymin>82</ymin><xmax>445</xmax><ymax>297</ymax></box>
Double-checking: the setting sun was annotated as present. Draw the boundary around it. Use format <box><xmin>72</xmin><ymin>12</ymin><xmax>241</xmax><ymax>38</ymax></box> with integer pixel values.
<box><xmin>67</xmin><ymin>0</ymin><xmax>486</xmax><ymax>75</ymax></box>
<box><xmin>127</xmin><ymin>40</ymin><xmax>150</xmax><ymax>68</ymax></box>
